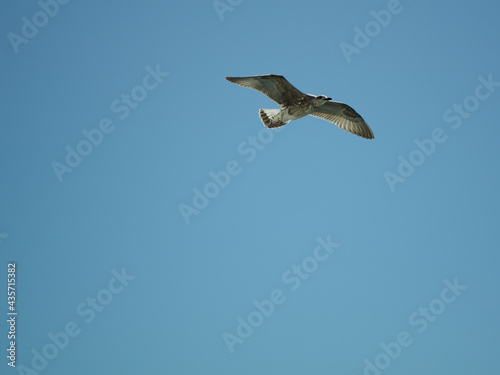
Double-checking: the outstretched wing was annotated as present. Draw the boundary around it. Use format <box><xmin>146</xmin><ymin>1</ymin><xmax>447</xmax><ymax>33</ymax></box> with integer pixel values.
<box><xmin>310</xmin><ymin>101</ymin><xmax>374</xmax><ymax>139</ymax></box>
<box><xmin>225</xmin><ymin>75</ymin><xmax>305</xmax><ymax>107</ymax></box>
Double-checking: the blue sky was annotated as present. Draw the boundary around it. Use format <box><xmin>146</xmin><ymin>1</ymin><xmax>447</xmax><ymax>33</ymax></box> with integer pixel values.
<box><xmin>1</xmin><ymin>1</ymin><xmax>499</xmax><ymax>374</ymax></box>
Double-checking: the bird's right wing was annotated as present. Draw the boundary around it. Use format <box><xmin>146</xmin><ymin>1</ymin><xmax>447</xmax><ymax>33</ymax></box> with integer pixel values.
<box><xmin>225</xmin><ymin>75</ymin><xmax>305</xmax><ymax>107</ymax></box>
<box><xmin>310</xmin><ymin>101</ymin><xmax>374</xmax><ymax>139</ymax></box>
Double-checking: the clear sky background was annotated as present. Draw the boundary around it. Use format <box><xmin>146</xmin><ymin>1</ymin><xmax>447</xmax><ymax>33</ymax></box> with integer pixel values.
<box><xmin>1</xmin><ymin>1</ymin><xmax>499</xmax><ymax>374</ymax></box>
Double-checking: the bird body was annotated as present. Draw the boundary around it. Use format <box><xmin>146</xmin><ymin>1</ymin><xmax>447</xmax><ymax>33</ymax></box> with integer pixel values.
<box><xmin>259</xmin><ymin>95</ymin><xmax>329</xmax><ymax>127</ymax></box>
<box><xmin>225</xmin><ymin>74</ymin><xmax>374</xmax><ymax>139</ymax></box>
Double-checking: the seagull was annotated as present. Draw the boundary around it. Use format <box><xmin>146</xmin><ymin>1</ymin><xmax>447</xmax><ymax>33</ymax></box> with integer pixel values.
<box><xmin>225</xmin><ymin>74</ymin><xmax>374</xmax><ymax>139</ymax></box>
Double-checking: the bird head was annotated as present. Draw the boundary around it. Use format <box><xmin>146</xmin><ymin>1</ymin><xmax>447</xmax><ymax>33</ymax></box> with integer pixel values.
<box><xmin>314</xmin><ymin>95</ymin><xmax>332</xmax><ymax>104</ymax></box>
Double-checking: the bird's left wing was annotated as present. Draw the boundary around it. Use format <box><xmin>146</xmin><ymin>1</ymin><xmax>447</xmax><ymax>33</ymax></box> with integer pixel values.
<box><xmin>225</xmin><ymin>75</ymin><xmax>305</xmax><ymax>107</ymax></box>
<box><xmin>310</xmin><ymin>101</ymin><xmax>374</xmax><ymax>139</ymax></box>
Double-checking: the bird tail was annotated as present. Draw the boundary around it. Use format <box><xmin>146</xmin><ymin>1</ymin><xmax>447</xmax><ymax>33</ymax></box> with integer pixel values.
<box><xmin>259</xmin><ymin>109</ymin><xmax>289</xmax><ymax>128</ymax></box>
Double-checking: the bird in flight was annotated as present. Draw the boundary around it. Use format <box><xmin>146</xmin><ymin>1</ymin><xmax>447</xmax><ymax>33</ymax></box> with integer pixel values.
<box><xmin>225</xmin><ymin>74</ymin><xmax>374</xmax><ymax>139</ymax></box>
